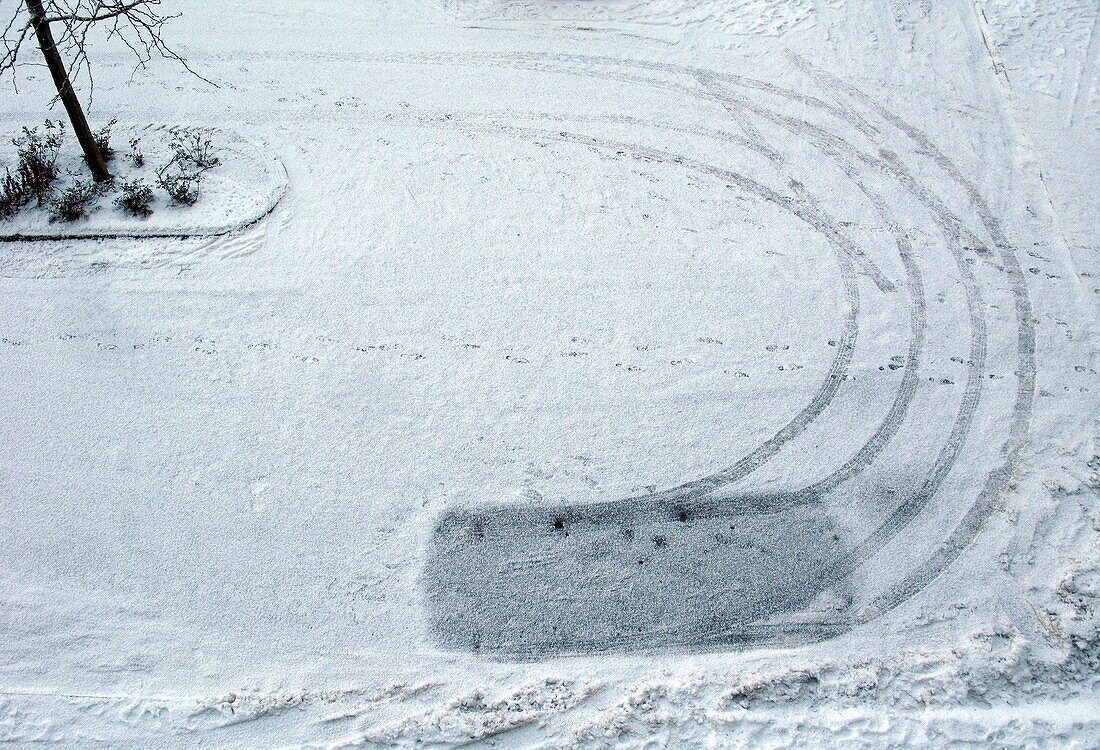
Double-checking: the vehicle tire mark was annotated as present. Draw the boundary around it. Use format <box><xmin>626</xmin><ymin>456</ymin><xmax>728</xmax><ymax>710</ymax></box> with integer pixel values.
<box><xmin>361</xmin><ymin>51</ymin><xmax>1028</xmax><ymax>651</ymax></box>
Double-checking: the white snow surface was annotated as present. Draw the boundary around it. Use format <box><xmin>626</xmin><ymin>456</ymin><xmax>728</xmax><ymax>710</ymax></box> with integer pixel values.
<box><xmin>0</xmin><ymin>1</ymin><xmax>1097</xmax><ymax>747</ymax></box>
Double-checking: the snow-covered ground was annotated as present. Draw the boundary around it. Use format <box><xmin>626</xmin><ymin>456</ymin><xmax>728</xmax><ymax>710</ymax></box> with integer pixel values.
<box><xmin>1</xmin><ymin>1</ymin><xmax>1097</xmax><ymax>747</ymax></box>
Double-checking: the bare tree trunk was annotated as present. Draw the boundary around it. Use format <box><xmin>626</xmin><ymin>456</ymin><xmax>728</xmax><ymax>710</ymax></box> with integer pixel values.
<box><xmin>25</xmin><ymin>0</ymin><xmax>111</xmax><ymax>182</ymax></box>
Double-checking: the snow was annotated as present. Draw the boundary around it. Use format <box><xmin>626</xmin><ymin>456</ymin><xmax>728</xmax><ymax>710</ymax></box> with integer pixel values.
<box><xmin>0</xmin><ymin>0</ymin><xmax>1097</xmax><ymax>747</ymax></box>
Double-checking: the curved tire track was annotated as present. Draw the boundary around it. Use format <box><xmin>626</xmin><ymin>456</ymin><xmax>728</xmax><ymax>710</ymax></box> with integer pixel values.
<box><xmin>351</xmin><ymin>51</ymin><xmax>1034</xmax><ymax>655</ymax></box>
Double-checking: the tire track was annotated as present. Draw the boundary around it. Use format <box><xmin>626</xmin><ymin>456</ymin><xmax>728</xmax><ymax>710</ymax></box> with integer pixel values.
<box><xmin>381</xmin><ymin>102</ymin><xmax>931</xmax><ymax>511</ymax></box>
<box><xmin>175</xmin><ymin>48</ymin><xmax>1028</xmax><ymax>652</ymax></box>
<box><xmin>394</xmin><ymin>54</ymin><xmax>967</xmax><ymax>504</ymax></box>
<box><xmin>558</xmin><ymin>56</ymin><xmax>1000</xmax><ymax>551</ymax></box>
<box><xmin>380</xmin><ymin>53</ymin><xmax>994</xmax><ymax>515</ymax></box>
<box><xmin>412</xmin><ymin>52</ymin><xmax>1015</xmax><ymax>654</ymax></box>
<box><xmin>798</xmin><ymin>57</ymin><xmax>1036</xmax><ymax>618</ymax></box>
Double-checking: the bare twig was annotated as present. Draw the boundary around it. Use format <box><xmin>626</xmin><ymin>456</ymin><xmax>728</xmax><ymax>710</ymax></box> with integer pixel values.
<box><xmin>1</xmin><ymin>0</ymin><xmax>217</xmax><ymax>96</ymax></box>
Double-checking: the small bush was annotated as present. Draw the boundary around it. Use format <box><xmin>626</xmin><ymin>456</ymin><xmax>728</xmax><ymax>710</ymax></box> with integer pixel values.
<box><xmin>95</xmin><ymin>119</ymin><xmax>117</xmax><ymax>163</ymax></box>
<box><xmin>157</xmin><ymin>170</ymin><xmax>200</xmax><ymax>206</ymax></box>
<box><xmin>114</xmin><ymin>179</ymin><xmax>154</xmax><ymax>218</ymax></box>
<box><xmin>14</xmin><ymin>120</ymin><xmax>65</xmax><ymax>205</ymax></box>
<box><xmin>169</xmin><ymin>131</ymin><xmax>219</xmax><ymax>172</ymax></box>
<box><xmin>50</xmin><ymin>180</ymin><xmax>99</xmax><ymax>222</ymax></box>
<box><xmin>156</xmin><ymin>130</ymin><xmax>220</xmax><ymax>207</ymax></box>
<box><xmin>0</xmin><ymin>169</ymin><xmax>25</xmax><ymax>219</ymax></box>
<box><xmin>128</xmin><ymin>137</ymin><xmax>145</xmax><ymax>167</ymax></box>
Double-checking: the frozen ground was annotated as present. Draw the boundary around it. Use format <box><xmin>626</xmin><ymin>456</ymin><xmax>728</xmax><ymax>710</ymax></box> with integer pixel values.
<box><xmin>0</xmin><ymin>0</ymin><xmax>1097</xmax><ymax>747</ymax></box>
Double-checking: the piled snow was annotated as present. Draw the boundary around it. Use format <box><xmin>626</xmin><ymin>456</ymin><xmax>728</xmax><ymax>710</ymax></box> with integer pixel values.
<box><xmin>0</xmin><ymin>0</ymin><xmax>1096</xmax><ymax>747</ymax></box>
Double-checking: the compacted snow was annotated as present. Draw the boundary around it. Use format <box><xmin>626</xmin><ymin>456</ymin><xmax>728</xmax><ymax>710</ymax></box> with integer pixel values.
<box><xmin>1</xmin><ymin>1</ymin><xmax>1097</xmax><ymax>747</ymax></box>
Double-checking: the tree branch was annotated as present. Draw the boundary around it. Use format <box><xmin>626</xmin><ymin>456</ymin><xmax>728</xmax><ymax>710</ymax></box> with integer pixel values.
<box><xmin>1</xmin><ymin>0</ymin><xmax>217</xmax><ymax>94</ymax></box>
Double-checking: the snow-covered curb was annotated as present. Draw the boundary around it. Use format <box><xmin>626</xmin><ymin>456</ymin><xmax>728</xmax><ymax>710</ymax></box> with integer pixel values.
<box><xmin>0</xmin><ymin>125</ymin><xmax>287</xmax><ymax>241</ymax></box>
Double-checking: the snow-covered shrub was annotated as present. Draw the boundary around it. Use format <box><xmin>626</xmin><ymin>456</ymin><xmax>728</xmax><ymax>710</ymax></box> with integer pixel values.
<box><xmin>155</xmin><ymin>130</ymin><xmax>219</xmax><ymax>207</ymax></box>
<box><xmin>169</xmin><ymin>131</ymin><xmax>219</xmax><ymax>172</ymax></box>
<box><xmin>95</xmin><ymin>119</ymin><xmax>118</xmax><ymax>163</ymax></box>
<box><xmin>14</xmin><ymin>120</ymin><xmax>64</xmax><ymax>206</ymax></box>
<box><xmin>157</xmin><ymin>170</ymin><xmax>199</xmax><ymax>206</ymax></box>
<box><xmin>113</xmin><ymin>179</ymin><xmax>154</xmax><ymax>218</ymax></box>
<box><xmin>128</xmin><ymin>137</ymin><xmax>145</xmax><ymax>167</ymax></box>
<box><xmin>0</xmin><ymin>169</ymin><xmax>25</xmax><ymax>219</ymax></box>
<box><xmin>50</xmin><ymin>179</ymin><xmax>98</xmax><ymax>222</ymax></box>
<box><xmin>3</xmin><ymin>124</ymin><xmax>233</xmax><ymax>223</ymax></box>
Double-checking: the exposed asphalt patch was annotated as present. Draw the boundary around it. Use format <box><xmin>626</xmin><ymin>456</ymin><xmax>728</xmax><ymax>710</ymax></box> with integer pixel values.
<box><xmin>426</xmin><ymin>498</ymin><xmax>851</xmax><ymax>658</ymax></box>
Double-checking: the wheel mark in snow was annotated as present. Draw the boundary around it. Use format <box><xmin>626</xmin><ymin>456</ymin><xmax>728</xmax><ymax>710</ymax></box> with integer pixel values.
<box><xmin>422</xmin><ymin>108</ymin><xmax>961</xmax><ymax>651</ymax></box>
<box><xmin>739</xmin><ymin>235</ymin><xmax>926</xmax><ymax>511</ymax></box>
<box><xmin>392</xmin><ymin>52</ymin><xmax>1032</xmax><ymax>654</ymax></box>
<box><xmin>1067</xmin><ymin>3</ymin><xmax>1099</xmax><ymax>127</ymax></box>
<box><xmin>0</xmin><ymin>49</ymin><xmax>1034</xmax><ymax>655</ymax></box>
<box><xmin>800</xmin><ymin>225</ymin><xmax>987</xmax><ymax>605</ymax></box>
<box><xmin>692</xmin><ymin>55</ymin><xmax>1023</xmax><ymax>632</ymax></box>
<box><xmin>699</xmin><ymin>54</ymin><xmax>1025</xmax><ymax>629</ymax></box>
<box><xmin>394</xmin><ymin>100</ymin><xmax>929</xmax><ymax>508</ymax></box>
<box><xmin>801</xmin><ymin>58</ymin><xmax>1036</xmax><ymax>618</ymax></box>
<box><xmin>588</xmin><ymin>50</ymin><xmax>1023</xmax><ymax>600</ymax></box>
<box><xmin>383</xmin><ymin>53</ymin><xmax>975</xmax><ymax>509</ymax></box>
<box><xmin>705</xmin><ymin>52</ymin><xmax>1030</xmax><ymax>627</ymax></box>
<box><xmin>401</xmin><ymin>105</ymin><xmax>928</xmax><ymax>523</ymax></box>
<box><xmin>384</xmin><ymin>102</ymin><xmax>878</xmax><ymax>499</ymax></box>
<box><xmin>451</xmin><ymin>121</ymin><xmax>869</xmax><ymax>501</ymax></box>
<box><xmin>694</xmin><ymin>73</ymin><xmax>998</xmax><ymax>568</ymax></box>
